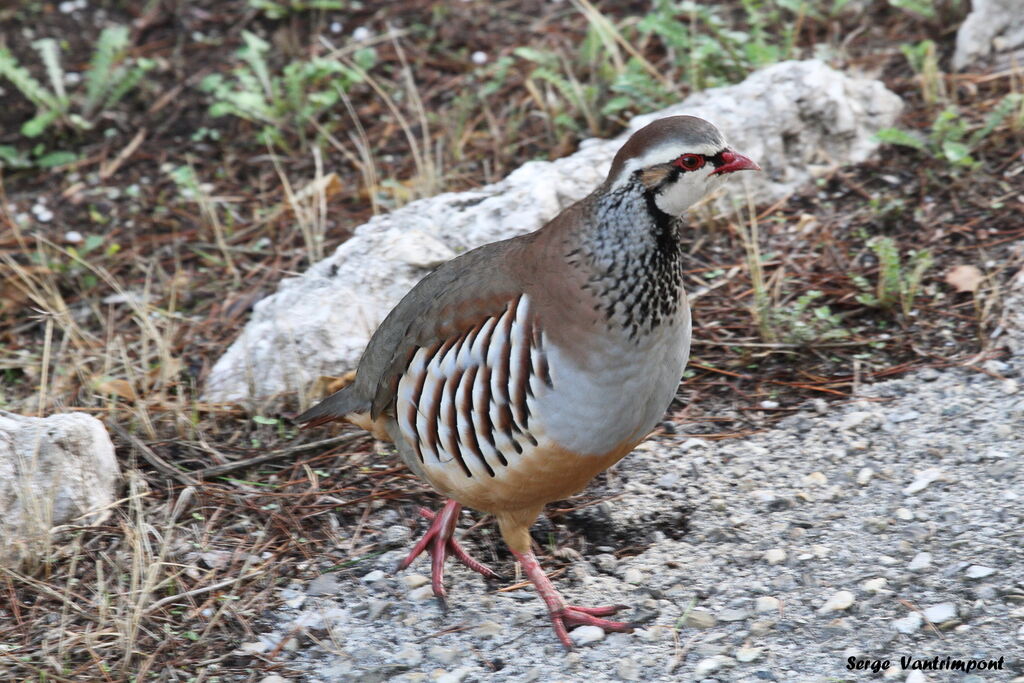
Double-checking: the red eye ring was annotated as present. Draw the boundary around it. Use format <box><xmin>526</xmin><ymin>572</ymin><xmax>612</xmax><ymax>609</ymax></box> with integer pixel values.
<box><xmin>674</xmin><ymin>154</ymin><xmax>705</xmax><ymax>171</ymax></box>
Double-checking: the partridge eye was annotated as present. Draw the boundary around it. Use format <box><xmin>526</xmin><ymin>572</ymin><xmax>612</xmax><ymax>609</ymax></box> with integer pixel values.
<box><xmin>674</xmin><ymin>154</ymin><xmax>705</xmax><ymax>171</ymax></box>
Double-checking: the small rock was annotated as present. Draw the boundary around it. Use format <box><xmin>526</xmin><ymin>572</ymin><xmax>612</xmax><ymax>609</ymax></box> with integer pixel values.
<box><xmin>755</xmin><ymin>596</ymin><xmax>780</xmax><ymax>613</ymax></box>
<box><xmin>964</xmin><ymin>565</ymin><xmax>996</xmax><ymax>579</ymax></box>
<box><xmin>656</xmin><ymin>472</ymin><xmax>680</xmax><ymax>488</ymax></box>
<box><xmin>683</xmin><ymin>610</ymin><xmax>717</xmax><ymax>629</ymax></box>
<box><xmin>803</xmin><ymin>471</ymin><xmax>827</xmax><ymax>486</ymax></box>
<box><xmin>361</xmin><ymin>569</ymin><xmax>386</xmax><ymax>584</ymax></box>
<box><xmin>908</xmin><ymin>552</ymin><xmax>932</xmax><ymax>571</ymax></box>
<box><xmin>905</xmin><ymin>671</ymin><xmax>929</xmax><ymax>683</ymax></box>
<box><xmin>473</xmin><ymin>620</ymin><xmax>503</xmax><ymax>638</ymax></box>
<box><xmin>892</xmin><ymin>612</ymin><xmax>923</xmax><ymax>634</ymax></box>
<box><xmin>749</xmin><ymin>619</ymin><xmax>775</xmax><ymax>635</ymax></box>
<box><xmin>594</xmin><ymin>554</ymin><xmax>618</xmax><ymax>573</ymax></box>
<box><xmin>818</xmin><ymin>590</ymin><xmax>855</xmax><ymax>614</ymax></box>
<box><xmin>403</xmin><ymin>574</ymin><xmax>431</xmax><ymax>589</ymax></box>
<box><xmin>364</xmin><ymin>598</ymin><xmax>390</xmax><ymax>620</ymax></box>
<box><xmin>694</xmin><ymin>655</ymin><xmax>735</xmax><ymax>677</ymax></box>
<box><xmin>259</xmin><ymin>676</ymin><xmax>290</xmax><ymax>683</ymax></box>
<box><xmin>1003</xmin><ymin>378</ymin><xmax>1019</xmax><ymax>395</ymax></box>
<box><xmin>395</xmin><ymin>644</ymin><xmax>423</xmax><ymax>667</ymax></box>
<box><xmin>856</xmin><ymin>467</ymin><xmax>874</xmax><ymax>485</ymax></box>
<box><xmin>238</xmin><ymin>640</ymin><xmax>269</xmax><ymax>654</ymax></box>
<box><xmin>717</xmin><ymin>608</ymin><xmax>750</xmax><ymax>622</ymax></box>
<box><xmin>636</xmin><ymin>625</ymin><xmax>670</xmax><ymax>642</ymax></box>
<box><xmin>409</xmin><ymin>585</ymin><xmax>435</xmax><ymax>601</ymax></box>
<box><xmin>863</xmin><ymin>577</ymin><xmax>888</xmax><ymax>593</ymax></box>
<box><xmin>895</xmin><ymin>508</ymin><xmax>913</xmax><ymax>521</ymax></box>
<box><xmin>569</xmin><ymin>625</ymin><xmax>605</xmax><ymax>646</ymax></box>
<box><xmin>428</xmin><ymin>646</ymin><xmax>459</xmax><ymax>664</ymax></box>
<box><xmin>922</xmin><ymin>603</ymin><xmax>957</xmax><ymax>624</ymax></box>
<box><xmin>919</xmin><ymin>368</ymin><xmax>940</xmax><ymax>381</ymax></box>
<box><xmin>616</xmin><ymin>657</ymin><xmax>641</xmax><ymax>681</ymax></box>
<box><xmin>436</xmin><ymin>667</ymin><xmax>472</xmax><ymax>683</ymax></box>
<box><xmin>889</xmin><ymin>410</ymin><xmax>920</xmax><ymax>423</ymax></box>
<box><xmin>904</xmin><ymin>468</ymin><xmax>944</xmax><ymax>495</ymax></box>
<box><xmin>840</xmin><ymin>411</ymin><xmax>873</xmax><ymax>430</ymax></box>
<box><xmin>384</xmin><ymin>524</ymin><xmax>413</xmax><ymax>547</ymax></box>
<box><xmin>763</xmin><ymin>548</ymin><xmax>787</xmax><ymax>565</ymax></box>
<box><xmin>736</xmin><ymin>647</ymin><xmax>763</xmax><ymax>663</ymax></box>
<box><xmin>623</xmin><ymin>567</ymin><xmax>644</xmax><ymax>584</ymax></box>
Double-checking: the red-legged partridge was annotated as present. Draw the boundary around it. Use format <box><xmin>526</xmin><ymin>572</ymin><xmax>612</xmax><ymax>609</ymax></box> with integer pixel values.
<box><xmin>297</xmin><ymin>115</ymin><xmax>760</xmax><ymax>649</ymax></box>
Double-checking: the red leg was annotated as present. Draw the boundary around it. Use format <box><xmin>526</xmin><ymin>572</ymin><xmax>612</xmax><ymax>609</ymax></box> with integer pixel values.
<box><xmin>512</xmin><ymin>548</ymin><xmax>633</xmax><ymax>650</ymax></box>
<box><xmin>396</xmin><ymin>499</ymin><xmax>500</xmax><ymax>601</ymax></box>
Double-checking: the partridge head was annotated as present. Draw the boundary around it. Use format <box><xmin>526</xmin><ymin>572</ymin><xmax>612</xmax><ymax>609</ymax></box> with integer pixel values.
<box><xmin>297</xmin><ymin>115</ymin><xmax>759</xmax><ymax>649</ymax></box>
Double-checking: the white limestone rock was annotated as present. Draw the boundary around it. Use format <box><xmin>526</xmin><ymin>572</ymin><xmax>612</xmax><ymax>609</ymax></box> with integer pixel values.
<box><xmin>204</xmin><ymin>60</ymin><xmax>902</xmax><ymax>403</ymax></box>
<box><xmin>0</xmin><ymin>411</ymin><xmax>120</xmax><ymax>566</ymax></box>
<box><xmin>953</xmin><ymin>0</ymin><xmax>1024</xmax><ymax>70</ymax></box>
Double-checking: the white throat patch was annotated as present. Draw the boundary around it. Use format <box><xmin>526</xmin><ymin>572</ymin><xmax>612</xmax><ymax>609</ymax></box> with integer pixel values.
<box><xmin>653</xmin><ymin>167</ymin><xmax>727</xmax><ymax>216</ymax></box>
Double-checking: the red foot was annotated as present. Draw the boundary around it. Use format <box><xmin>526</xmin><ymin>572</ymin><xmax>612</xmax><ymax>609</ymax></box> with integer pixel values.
<box><xmin>551</xmin><ymin>605</ymin><xmax>632</xmax><ymax>646</ymax></box>
<box><xmin>513</xmin><ymin>549</ymin><xmax>635</xmax><ymax>649</ymax></box>
<box><xmin>396</xmin><ymin>499</ymin><xmax>500</xmax><ymax>602</ymax></box>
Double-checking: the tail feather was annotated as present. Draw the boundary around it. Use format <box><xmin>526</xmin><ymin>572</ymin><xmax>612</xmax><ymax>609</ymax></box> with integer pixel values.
<box><xmin>294</xmin><ymin>387</ymin><xmax>364</xmax><ymax>428</ymax></box>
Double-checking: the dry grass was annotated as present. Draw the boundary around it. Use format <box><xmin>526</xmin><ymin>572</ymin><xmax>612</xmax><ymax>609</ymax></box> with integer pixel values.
<box><xmin>1</xmin><ymin>0</ymin><xmax>1023</xmax><ymax>679</ymax></box>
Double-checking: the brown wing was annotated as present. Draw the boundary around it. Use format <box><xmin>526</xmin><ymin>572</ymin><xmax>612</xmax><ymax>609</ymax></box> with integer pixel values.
<box><xmin>296</xmin><ymin>232</ymin><xmax>536</xmax><ymax>427</ymax></box>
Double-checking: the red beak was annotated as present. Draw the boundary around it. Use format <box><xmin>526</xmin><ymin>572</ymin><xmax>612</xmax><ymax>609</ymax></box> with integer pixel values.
<box><xmin>711</xmin><ymin>150</ymin><xmax>761</xmax><ymax>175</ymax></box>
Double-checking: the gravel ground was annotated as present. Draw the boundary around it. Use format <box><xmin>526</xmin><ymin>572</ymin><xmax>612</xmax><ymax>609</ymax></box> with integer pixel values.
<box><xmin>249</xmin><ymin>344</ymin><xmax>1024</xmax><ymax>682</ymax></box>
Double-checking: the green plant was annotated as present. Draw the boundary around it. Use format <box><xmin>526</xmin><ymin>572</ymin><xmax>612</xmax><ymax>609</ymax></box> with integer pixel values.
<box><xmin>770</xmin><ymin>290</ymin><xmax>850</xmax><ymax>345</ymax></box>
<box><xmin>248</xmin><ymin>0</ymin><xmax>344</xmax><ymax>19</ymax></box>
<box><xmin>199</xmin><ymin>30</ymin><xmax>376</xmax><ymax>151</ymax></box>
<box><xmin>887</xmin><ymin>0</ymin><xmax>938</xmax><ymax>18</ymax></box>
<box><xmin>638</xmin><ymin>0</ymin><xmax>801</xmax><ymax>90</ymax></box>
<box><xmin>0</xmin><ymin>26</ymin><xmax>153</xmax><ymax>167</ymax></box>
<box><xmin>853</xmin><ymin>237</ymin><xmax>933</xmax><ymax>315</ymax></box>
<box><xmin>508</xmin><ymin>0</ymin><xmax>803</xmax><ymax>142</ymax></box>
<box><xmin>875</xmin><ymin>94</ymin><xmax>1023</xmax><ymax>170</ymax></box>
<box><xmin>900</xmin><ymin>39</ymin><xmax>945</xmax><ymax>105</ymax></box>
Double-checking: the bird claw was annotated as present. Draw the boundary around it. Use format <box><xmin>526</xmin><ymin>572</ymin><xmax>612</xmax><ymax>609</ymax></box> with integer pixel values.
<box><xmin>549</xmin><ymin>605</ymin><xmax>634</xmax><ymax>650</ymax></box>
<box><xmin>395</xmin><ymin>499</ymin><xmax>500</xmax><ymax>601</ymax></box>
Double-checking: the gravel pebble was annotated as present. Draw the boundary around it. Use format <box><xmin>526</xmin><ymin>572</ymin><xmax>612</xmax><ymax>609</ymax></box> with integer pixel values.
<box><xmin>694</xmin><ymin>655</ymin><xmax>735</xmax><ymax>677</ymax></box>
<box><xmin>921</xmin><ymin>602</ymin><xmax>957</xmax><ymax>624</ymax></box>
<box><xmin>818</xmin><ymin>590</ymin><xmax>855</xmax><ymax>614</ymax></box>
<box><xmin>473</xmin><ymin>620</ymin><xmax>503</xmax><ymax>638</ymax></box>
<box><xmin>361</xmin><ymin>570</ymin><xmax>386</xmax><ymax>584</ymax></box>
<box><xmin>623</xmin><ymin>567</ymin><xmax>644</xmax><ymax>584</ymax></box>
<box><xmin>717</xmin><ymin>608</ymin><xmax>750</xmax><ymax>622</ymax></box>
<box><xmin>409</xmin><ymin>585</ymin><xmax>435</xmax><ymax>601</ymax></box>
<box><xmin>754</xmin><ymin>596</ymin><xmax>781</xmax><ymax>613</ymax></box>
<box><xmin>763</xmin><ymin>548</ymin><xmax>787</xmax><ymax>565</ymax></box>
<box><xmin>395</xmin><ymin>644</ymin><xmax>423</xmax><ymax>666</ymax></box>
<box><xmin>569</xmin><ymin>625</ymin><xmax>605</xmax><ymax>646</ymax></box>
<box><xmin>403</xmin><ymin>574</ymin><xmax>431</xmax><ymax>589</ymax></box>
<box><xmin>862</xmin><ymin>577</ymin><xmax>888</xmax><ymax>593</ymax></box>
<box><xmin>904</xmin><ymin>468</ymin><xmax>945</xmax><ymax>494</ymax></box>
<box><xmin>908</xmin><ymin>552</ymin><xmax>932</xmax><ymax>571</ymax></box>
<box><xmin>964</xmin><ymin>565</ymin><xmax>996</xmax><ymax>579</ymax></box>
<box><xmin>616</xmin><ymin>657</ymin><xmax>641</xmax><ymax>680</ymax></box>
<box><xmin>684</xmin><ymin>609</ymin><xmax>717</xmax><ymax>629</ymax></box>
<box><xmin>736</xmin><ymin>647</ymin><xmax>763</xmax><ymax>662</ymax></box>
<box><xmin>892</xmin><ymin>612</ymin><xmax>923</xmax><ymax>634</ymax></box>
